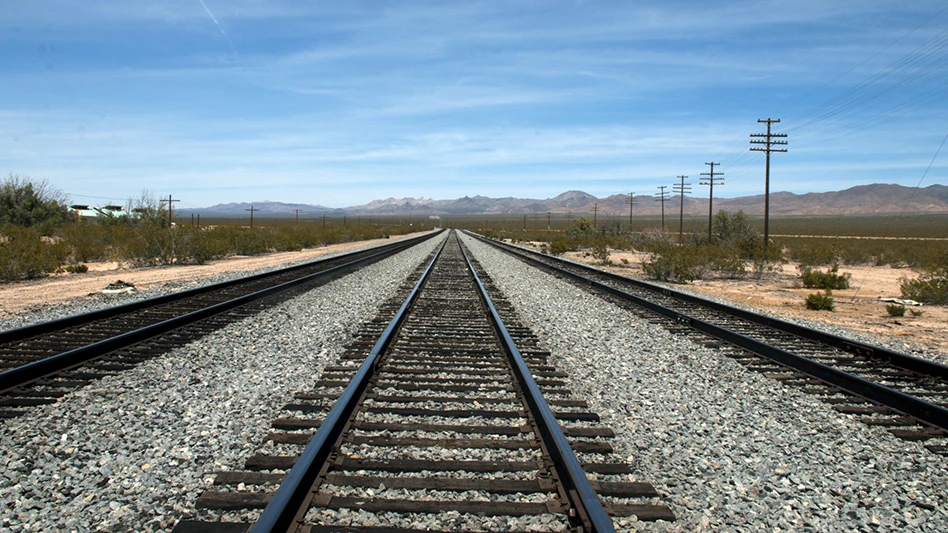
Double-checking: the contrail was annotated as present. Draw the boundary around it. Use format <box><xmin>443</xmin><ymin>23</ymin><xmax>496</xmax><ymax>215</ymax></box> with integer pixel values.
<box><xmin>196</xmin><ymin>0</ymin><xmax>240</xmax><ymax>63</ymax></box>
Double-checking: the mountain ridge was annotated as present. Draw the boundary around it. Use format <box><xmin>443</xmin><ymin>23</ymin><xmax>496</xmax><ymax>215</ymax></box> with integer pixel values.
<box><xmin>182</xmin><ymin>184</ymin><xmax>948</xmax><ymax>217</ymax></box>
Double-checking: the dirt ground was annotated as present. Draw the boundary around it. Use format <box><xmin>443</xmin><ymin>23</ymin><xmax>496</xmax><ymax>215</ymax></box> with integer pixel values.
<box><xmin>557</xmin><ymin>247</ymin><xmax>948</xmax><ymax>356</ymax></box>
<box><xmin>0</xmin><ymin>232</ymin><xmax>429</xmax><ymax>318</ymax></box>
<box><xmin>3</xmin><ymin>233</ymin><xmax>944</xmax><ymax>358</ymax></box>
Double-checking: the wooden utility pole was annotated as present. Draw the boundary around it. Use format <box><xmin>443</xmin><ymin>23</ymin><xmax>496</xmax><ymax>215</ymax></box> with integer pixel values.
<box><xmin>246</xmin><ymin>205</ymin><xmax>257</xmax><ymax>228</ymax></box>
<box><xmin>164</xmin><ymin>194</ymin><xmax>179</xmax><ymax>227</ymax></box>
<box><xmin>673</xmin><ymin>176</ymin><xmax>691</xmax><ymax>244</ymax></box>
<box><xmin>626</xmin><ymin>193</ymin><xmax>636</xmax><ymax>231</ymax></box>
<box><xmin>750</xmin><ymin>118</ymin><xmax>788</xmax><ymax>253</ymax></box>
<box><xmin>547</xmin><ymin>211</ymin><xmax>551</xmax><ymax>232</ymax></box>
<box><xmin>655</xmin><ymin>186</ymin><xmax>669</xmax><ymax>231</ymax></box>
<box><xmin>700</xmin><ymin>162</ymin><xmax>724</xmax><ymax>243</ymax></box>
<box><xmin>295</xmin><ymin>209</ymin><xmax>300</xmax><ymax>229</ymax></box>
<box><xmin>592</xmin><ymin>203</ymin><xmax>598</xmax><ymax>228</ymax></box>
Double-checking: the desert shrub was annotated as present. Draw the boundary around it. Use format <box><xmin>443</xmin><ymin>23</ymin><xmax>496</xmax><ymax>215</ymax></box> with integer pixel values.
<box><xmin>885</xmin><ymin>304</ymin><xmax>906</xmax><ymax>317</ymax></box>
<box><xmin>909</xmin><ymin>308</ymin><xmax>925</xmax><ymax>317</ymax></box>
<box><xmin>549</xmin><ymin>239</ymin><xmax>571</xmax><ymax>255</ymax></box>
<box><xmin>59</xmin><ymin>223</ymin><xmax>114</xmax><ymax>263</ymax></box>
<box><xmin>642</xmin><ymin>244</ymin><xmax>707</xmax><ymax>283</ymax></box>
<box><xmin>0</xmin><ymin>174</ymin><xmax>70</xmax><ymax>231</ymax></box>
<box><xmin>900</xmin><ymin>270</ymin><xmax>948</xmax><ymax>305</ymax></box>
<box><xmin>566</xmin><ymin>217</ymin><xmax>597</xmax><ymax>238</ymax></box>
<box><xmin>591</xmin><ymin>240</ymin><xmax>611</xmax><ymax>265</ymax></box>
<box><xmin>801</xmin><ymin>265</ymin><xmax>851</xmax><ymax>290</ymax></box>
<box><xmin>805</xmin><ymin>291</ymin><xmax>835</xmax><ymax>311</ymax></box>
<box><xmin>64</xmin><ymin>263</ymin><xmax>88</xmax><ymax>273</ymax></box>
<box><xmin>708</xmin><ymin>245</ymin><xmax>747</xmax><ymax>279</ymax></box>
<box><xmin>0</xmin><ymin>225</ymin><xmax>68</xmax><ymax>280</ymax></box>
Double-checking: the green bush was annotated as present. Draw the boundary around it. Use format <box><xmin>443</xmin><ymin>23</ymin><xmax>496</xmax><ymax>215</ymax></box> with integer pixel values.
<box><xmin>549</xmin><ymin>239</ymin><xmax>571</xmax><ymax>256</ymax></box>
<box><xmin>805</xmin><ymin>291</ymin><xmax>835</xmax><ymax>311</ymax></box>
<box><xmin>801</xmin><ymin>265</ymin><xmax>851</xmax><ymax>290</ymax></box>
<box><xmin>0</xmin><ymin>226</ymin><xmax>68</xmax><ymax>281</ymax></box>
<box><xmin>900</xmin><ymin>270</ymin><xmax>948</xmax><ymax>304</ymax></box>
<box><xmin>885</xmin><ymin>303</ymin><xmax>906</xmax><ymax>317</ymax></box>
<box><xmin>642</xmin><ymin>245</ymin><xmax>707</xmax><ymax>283</ymax></box>
<box><xmin>64</xmin><ymin>263</ymin><xmax>88</xmax><ymax>273</ymax></box>
<box><xmin>909</xmin><ymin>308</ymin><xmax>925</xmax><ymax>317</ymax></box>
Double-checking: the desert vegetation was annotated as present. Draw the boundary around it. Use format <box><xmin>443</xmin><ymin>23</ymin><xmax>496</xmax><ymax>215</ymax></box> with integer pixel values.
<box><xmin>462</xmin><ymin>208</ymin><xmax>948</xmax><ymax>306</ymax></box>
<box><xmin>0</xmin><ymin>175</ymin><xmax>430</xmax><ymax>282</ymax></box>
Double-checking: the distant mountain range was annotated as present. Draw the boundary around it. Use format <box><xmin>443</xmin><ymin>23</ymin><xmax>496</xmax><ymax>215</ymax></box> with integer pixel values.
<box><xmin>178</xmin><ymin>184</ymin><xmax>948</xmax><ymax>218</ymax></box>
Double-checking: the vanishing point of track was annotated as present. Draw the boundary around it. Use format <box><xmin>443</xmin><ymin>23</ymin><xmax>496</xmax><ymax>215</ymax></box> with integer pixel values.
<box><xmin>177</xmin><ymin>231</ymin><xmax>674</xmax><ymax>532</ymax></box>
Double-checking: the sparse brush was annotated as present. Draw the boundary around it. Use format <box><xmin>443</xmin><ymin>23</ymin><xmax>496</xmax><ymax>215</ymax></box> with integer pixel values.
<box><xmin>885</xmin><ymin>303</ymin><xmax>906</xmax><ymax>317</ymax></box>
<box><xmin>805</xmin><ymin>291</ymin><xmax>835</xmax><ymax>311</ymax></box>
<box><xmin>801</xmin><ymin>265</ymin><xmax>851</xmax><ymax>290</ymax></box>
<box><xmin>64</xmin><ymin>263</ymin><xmax>88</xmax><ymax>273</ymax></box>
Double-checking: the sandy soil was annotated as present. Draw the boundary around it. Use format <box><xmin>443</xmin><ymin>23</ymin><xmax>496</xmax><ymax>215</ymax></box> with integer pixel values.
<box><xmin>557</xmin><ymin>247</ymin><xmax>948</xmax><ymax>356</ymax></box>
<box><xmin>0</xmin><ymin>232</ymin><xmax>430</xmax><ymax>318</ymax></box>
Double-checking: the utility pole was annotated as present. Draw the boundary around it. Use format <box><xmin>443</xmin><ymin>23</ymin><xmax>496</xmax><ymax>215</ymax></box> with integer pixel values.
<box><xmin>700</xmin><ymin>162</ymin><xmax>724</xmax><ymax>243</ymax></box>
<box><xmin>523</xmin><ymin>214</ymin><xmax>527</xmax><ymax>230</ymax></box>
<box><xmin>295</xmin><ymin>209</ymin><xmax>300</xmax><ymax>229</ymax></box>
<box><xmin>750</xmin><ymin>118</ymin><xmax>788</xmax><ymax>253</ymax></box>
<box><xmin>626</xmin><ymin>193</ymin><xmax>636</xmax><ymax>232</ymax></box>
<box><xmin>592</xmin><ymin>202</ymin><xmax>598</xmax><ymax>228</ymax></box>
<box><xmin>164</xmin><ymin>194</ymin><xmax>179</xmax><ymax>227</ymax></box>
<box><xmin>673</xmin><ymin>176</ymin><xmax>691</xmax><ymax>245</ymax></box>
<box><xmin>246</xmin><ymin>205</ymin><xmax>257</xmax><ymax>228</ymax></box>
<box><xmin>547</xmin><ymin>211</ymin><xmax>551</xmax><ymax>232</ymax></box>
<box><xmin>655</xmin><ymin>186</ymin><xmax>669</xmax><ymax>231</ymax></box>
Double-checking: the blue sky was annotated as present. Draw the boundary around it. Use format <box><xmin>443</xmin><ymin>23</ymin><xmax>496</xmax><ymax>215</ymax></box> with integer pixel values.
<box><xmin>3</xmin><ymin>1</ymin><xmax>947</xmax><ymax>209</ymax></box>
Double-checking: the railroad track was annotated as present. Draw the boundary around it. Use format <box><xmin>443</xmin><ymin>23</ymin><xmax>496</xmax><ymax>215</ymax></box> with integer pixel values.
<box><xmin>176</xmin><ymin>231</ymin><xmax>673</xmax><ymax>533</ymax></box>
<box><xmin>0</xmin><ymin>232</ymin><xmax>441</xmax><ymax>418</ymax></box>
<box><xmin>469</xmin><ymin>233</ymin><xmax>948</xmax><ymax>454</ymax></box>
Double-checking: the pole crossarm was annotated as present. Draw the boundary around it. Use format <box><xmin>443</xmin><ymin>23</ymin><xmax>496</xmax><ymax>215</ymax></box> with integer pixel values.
<box><xmin>673</xmin><ymin>175</ymin><xmax>691</xmax><ymax>245</ymax></box>
<box><xmin>700</xmin><ymin>162</ymin><xmax>723</xmax><ymax>243</ymax></box>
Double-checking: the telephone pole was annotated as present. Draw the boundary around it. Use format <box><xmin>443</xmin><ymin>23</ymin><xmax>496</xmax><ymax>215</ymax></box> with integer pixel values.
<box><xmin>655</xmin><ymin>186</ymin><xmax>669</xmax><ymax>231</ymax></box>
<box><xmin>673</xmin><ymin>176</ymin><xmax>691</xmax><ymax>244</ymax></box>
<box><xmin>295</xmin><ymin>209</ymin><xmax>300</xmax><ymax>229</ymax></box>
<box><xmin>246</xmin><ymin>205</ymin><xmax>257</xmax><ymax>228</ymax></box>
<box><xmin>163</xmin><ymin>194</ymin><xmax>180</xmax><ymax>227</ymax></box>
<box><xmin>626</xmin><ymin>193</ymin><xmax>636</xmax><ymax>232</ymax></box>
<box><xmin>547</xmin><ymin>211</ymin><xmax>551</xmax><ymax>232</ymax></box>
<box><xmin>700</xmin><ymin>162</ymin><xmax>724</xmax><ymax>243</ymax></box>
<box><xmin>592</xmin><ymin>202</ymin><xmax>598</xmax><ymax>228</ymax></box>
<box><xmin>750</xmin><ymin>118</ymin><xmax>788</xmax><ymax>253</ymax></box>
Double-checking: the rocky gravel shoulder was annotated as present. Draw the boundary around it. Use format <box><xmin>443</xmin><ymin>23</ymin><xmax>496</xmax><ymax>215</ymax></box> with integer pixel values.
<box><xmin>0</xmin><ymin>233</ymin><xmax>444</xmax><ymax>532</ymax></box>
<box><xmin>462</xmin><ymin>233</ymin><xmax>948</xmax><ymax>532</ymax></box>
<box><xmin>0</xmin><ymin>234</ymin><xmax>432</xmax><ymax>333</ymax></box>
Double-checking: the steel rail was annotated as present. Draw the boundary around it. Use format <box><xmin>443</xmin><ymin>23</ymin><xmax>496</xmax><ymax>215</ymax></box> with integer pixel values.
<box><xmin>458</xmin><ymin>237</ymin><xmax>615</xmax><ymax>533</ymax></box>
<box><xmin>250</xmin><ymin>235</ymin><xmax>448</xmax><ymax>533</ymax></box>
<box><xmin>0</xmin><ymin>231</ymin><xmax>439</xmax><ymax>345</ymax></box>
<box><xmin>0</xmin><ymin>231</ymin><xmax>443</xmax><ymax>394</ymax></box>
<box><xmin>470</xmin><ymin>232</ymin><xmax>948</xmax><ymax>381</ymax></box>
<box><xmin>470</xmin><ymin>232</ymin><xmax>948</xmax><ymax>431</ymax></box>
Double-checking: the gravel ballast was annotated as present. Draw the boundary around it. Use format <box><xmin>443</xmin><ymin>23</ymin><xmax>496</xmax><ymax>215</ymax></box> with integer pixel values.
<box><xmin>0</xmin><ymin>233</ymin><xmax>434</xmax><ymax>333</ymax></box>
<box><xmin>462</xmin><ymin>233</ymin><xmax>948</xmax><ymax>532</ymax></box>
<box><xmin>0</xmin><ymin>233</ymin><xmax>444</xmax><ymax>532</ymax></box>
